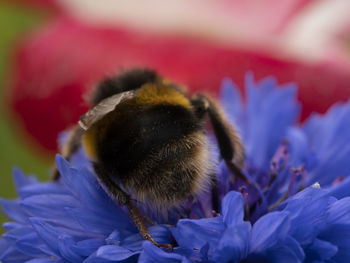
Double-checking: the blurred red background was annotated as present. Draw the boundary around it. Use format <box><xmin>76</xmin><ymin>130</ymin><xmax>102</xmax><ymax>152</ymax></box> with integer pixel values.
<box><xmin>4</xmin><ymin>0</ymin><xmax>350</xmax><ymax>156</ymax></box>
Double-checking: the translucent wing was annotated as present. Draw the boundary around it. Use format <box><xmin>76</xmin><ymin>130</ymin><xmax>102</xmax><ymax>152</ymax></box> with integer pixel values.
<box><xmin>79</xmin><ymin>91</ymin><xmax>135</xmax><ymax>130</ymax></box>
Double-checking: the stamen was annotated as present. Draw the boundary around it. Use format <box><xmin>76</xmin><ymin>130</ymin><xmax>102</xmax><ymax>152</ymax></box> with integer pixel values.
<box><xmin>288</xmin><ymin>169</ymin><xmax>298</xmax><ymax>194</ymax></box>
<box><xmin>263</xmin><ymin>171</ymin><xmax>277</xmax><ymax>193</ymax></box>
<box><xmin>268</xmin><ymin>191</ymin><xmax>289</xmax><ymax>211</ymax></box>
<box><xmin>212</xmin><ymin>210</ymin><xmax>220</xmax><ymax>217</ymax></box>
<box><xmin>332</xmin><ymin>176</ymin><xmax>345</xmax><ymax>186</ymax></box>
<box><xmin>239</xmin><ymin>186</ymin><xmax>248</xmax><ymax>200</ymax></box>
<box><xmin>268</xmin><ymin>166</ymin><xmax>307</xmax><ymax>211</ymax></box>
<box><xmin>271</xmin><ymin>141</ymin><xmax>289</xmax><ymax>170</ymax></box>
<box><xmin>265</xmin><ymin>142</ymin><xmax>290</xmax><ymax>193</ymax></box>
<box><xmin>299</xmin><ymin>166</ymin><xmax>307</xmax><ymax>188</ymax></box>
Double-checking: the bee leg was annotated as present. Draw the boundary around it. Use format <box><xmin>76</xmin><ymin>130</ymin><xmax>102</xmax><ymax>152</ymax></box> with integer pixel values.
<box><xmin>127</xmin><ymin>202</ymin><xmax>172</xmax><ymax>250</ymax></box>
<box><xmin>211</xmin><ymin>173</ymin><xmax>220</xmax><ymax>213</ymax></box>
<box><xmin>51</xmin><ymin>126</ymin><xmax>85</xmax><ymax>181</ymax></box>
<box><xmin>191</xmin><ymin>95</ymin><xmax>254</xmax><ymax>187</ymax></box>
<box><xmin>93</xmin><ymin>163</ymin><xmax>173</xmax><ymax>250</ymax></box>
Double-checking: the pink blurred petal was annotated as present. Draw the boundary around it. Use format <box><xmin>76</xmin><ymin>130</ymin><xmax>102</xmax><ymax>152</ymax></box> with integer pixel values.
<box><xmin>8</xmin><ymin>17</ymin><xmax>350</xmax><ymax>154</ymax></box>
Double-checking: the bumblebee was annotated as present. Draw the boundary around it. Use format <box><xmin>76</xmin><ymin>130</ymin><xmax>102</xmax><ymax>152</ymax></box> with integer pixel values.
<box><xmin>52</xmin><ymin>69</ymin><xmax>246</xmax><ymax>249</ymax></box>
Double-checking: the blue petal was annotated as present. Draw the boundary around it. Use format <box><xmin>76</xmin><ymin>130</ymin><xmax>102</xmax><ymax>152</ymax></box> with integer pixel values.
<box><xmin>265</xmin><ymin>236</ymin><xmax>304</xmax><ymax>263</ymax></box>
<box><xmin>286</xmin><ymin>127</ymin><xmax>308</xmax><ymax>167</ymax></box>
<box><xmin>243</xmin><ymin>73</ymin><xmax>299</xmax><ymax>168</ymax></box>
<box><xmin>13</xmin><ymin>168</ymin><xmax>38</xmax><ymax>196</ymax></box>
<box><xmin>303</xmin><ymin>101</ymin><xmax>347</xmax><ymax>152</ymax></box>
<box><xmin>19</xmin><ymin>183</ymin><xmax>70</xmax><ymax>198</ymax></box>
<box><xmin>245</xmin><ymin>237</ymin><xmax>304</xmax><ymax>263</ymax></box>
<box><xmin>96</xmin><ymin>245</ymin><xmax>139</xmax><ymax>261</ymax></box>
<box><xmin>172</xmin><ymin>216</ymin><xmax>224</xmax><ymax>252</ymax></box>
<box><xmin>2</xmin><ymin>222</ymin><xmax>24</xmax><ymax>230</ymax></box>
<box><xmin>222</xmin><ymin>191</ymin><xmax>244</xmax><ymax>227</ymax></box>
<box><xmin>118</xmin><ymin>225</ymin><xmax>172</xmax><ymax>252</ymax></box>
<box><xmin>56</xmin><ymin>156</ymin><xmax>112</xmax><ymax>209</ymax></box>
<box><xmin>21</xmin><ymin>194</ymin><xmax>81</xmax><ymax>229</ymax></box>
<box><xmin>25</xmin><ymin>259</ymin><xmax>65</xmax><ymax>263</ymax></box>
<box><xmin>56</xmin><ymin>155</ymin><xmax>134</xmax><ymax>231</ymax></box>
<box><xmin>327</xmin><ymin>176</ymin><xmax>350</xmax><ymax>199</ymax></box>
<box><xmin>216</xmin><ymin>162</ymin><xmax>231</xmax><ymax>201</ymax></box>
<box><xmin>0</xmin><ymin>246</ymin><xmax>32</xmax><ymax>263</ymax></box>
<box><xmin>65</xmin><ymin>207</ymin><xmax>129</xmax><ymax>235</ymax></box>
<box><xmin>148</xmin><ymin>225</ymin><xmax>173</xmax><ymax>245</ymax></box>
<box><xmin>106</xmin><ymin>230</ymin><xmax>126</xmax><ymax>246</ymax></box>
<box><xmin>264</xmin><ymin>166</ymin><xmax>290</xmax><ymax>205</ymax></box>
<box><xmin>72</xmin><ymin>238</ymin><xmax>105</xmax><ymax>257</ymax></box>
<box><xmin>29</xmin><ymin>218</ymin><xmax>61</xmax><ymax>257</ymax></box>
<box><xmin>318</xmin><ymin>224</ymin><xmax>350</xmax><ymax>262</ymax></box>
<box><xmin>220</xmin><ymin>77</ymin><xmax>243</xmax><ymax>126</ymax></box>
<box><xmin>172</xmin><ymin>247</ymin><xmax>203</xmax><ymax>262</ymax></box>
<box><xmin>181</xmin><ymin>257</ymin><xmax>191</xmax><ymax>263</ymax></box>
<box><xmin>16</xmin><ymin>232</ymin><xmax>53</xmax><ymax>257</ymax></box>
<box><xmin>282</xmin><ymin>187</ymin><xmax>329</xmax><ymax>244</ymax></box>
<box><xmin>325</xmin><ymin>197</ymin><xmax>350</xmax><ymax>225</ymax></box>
<box><xmin>138</xmin><ymin>241</ymin><xmax>183</xmax><ymax>263</ymax></box>
<box><xmin>0</xmin><ymin>199</ymin><xmax>28</xmax><ymax>224</ymax></box>
<box><xmin>199</xmin><ymin>243</ymin><xmax>209</xmax><ymax>261</ymax></box>
<box><xmin>212</xmin><ymin>222</ymin><xmax>251</xmax><ymax>262</ymax></box>
<box><xmin>2</xmin><ymin>226</ymin><xmax>33</xmax><ymax>243</ymax></box>
<box><xmin>249</xmin><ymin>211</ymin><xmax>290</xmax><ymax>253</ymax></box>
<box><xmin>304</xmin><ymin>238</ymin><xmax>338</xmax><ymax>261</ymax></box>
<box><xmin>58</xmin><ymin>235</ymin><xmax>84</xmax><ymax>263</ymax></box>
<box><xmin>83</xmin><ymin>252</ymin><xmax>115</xmax><ymax>263</ymax></box>
<box><xmin>119</xmin><ymin>234</ymin><xmax>143</xmax><ymax>252</ymax></box>
<box><xmin>0</xmin><ymin>238</ymin><xmax>9</xmax><ymax>255</ymax></box>
<box><xmin>82</xmin><ymin>254</ymin><xmax>103</xmax><ymax>263</ymax></box>
<box><xmin>304</xmin><ymin>100</ymin><xmax>350</xmax><ymax>185</ymax></box>
<box><xmin>51</xmin><ymin>224</ymin><xmax>100</xmax><ymax>240</ymax></box>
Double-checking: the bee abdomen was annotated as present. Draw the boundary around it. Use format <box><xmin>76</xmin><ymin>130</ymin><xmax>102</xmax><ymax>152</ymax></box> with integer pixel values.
<box><xmin>93</xmin><ymin>103</ymin><xmax>212</xmax><ymax>206</ymax></box>
<box><xmin>97</xmin><ymin>104</ymin><xmax>202</xmax><ymax>175</ymax></box>
<box><xmin>124</xmin><ymin>132</ymin><xmax>213</xmax><ymax>207</ymax></box>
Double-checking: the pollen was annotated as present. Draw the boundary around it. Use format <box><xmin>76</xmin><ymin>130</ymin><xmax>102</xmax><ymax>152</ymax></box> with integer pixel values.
<box><xmin>312</xmin><ymin>182</ymin><xmax>321</xmax><ymax>188</ymax></box>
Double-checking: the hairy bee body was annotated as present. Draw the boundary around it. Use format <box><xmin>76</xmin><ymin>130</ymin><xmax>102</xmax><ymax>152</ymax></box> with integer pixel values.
<box><xmin>54</xmin><ymin>68</ymin><xmax>245</xmax><ymax>248</ymax></box>
<box><xmin>83</xmin><ymin>83</ymin><xmax>212</xmax><ymax>207</ymax></box>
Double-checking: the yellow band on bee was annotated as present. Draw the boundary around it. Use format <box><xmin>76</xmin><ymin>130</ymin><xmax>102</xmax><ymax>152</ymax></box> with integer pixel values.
<box><xmin>136</xmin><ymin>84</ymin><xmax>191</xmax><ymax>109</ymax></box>
<box><xmin>82</xmin><ymin>130</ymin><xmax>98</xmax><ymax>160</ymax></box>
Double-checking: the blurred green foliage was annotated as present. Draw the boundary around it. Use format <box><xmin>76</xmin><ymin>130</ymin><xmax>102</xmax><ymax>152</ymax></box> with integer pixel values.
<box><xmin>0</xmin><ymin>2</ymin><xmax>51</xmax><ymax>232</ymax></box>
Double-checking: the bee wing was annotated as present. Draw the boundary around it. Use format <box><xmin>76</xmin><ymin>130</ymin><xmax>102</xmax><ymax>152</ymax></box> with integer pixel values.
<box><xmin>79</xmin><ymin>91</ymin><xmax>135</xmax><ymax>130</ymax></box>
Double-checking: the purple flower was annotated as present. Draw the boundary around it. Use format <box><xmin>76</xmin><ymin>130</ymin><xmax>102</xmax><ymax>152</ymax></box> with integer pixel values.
<box><xmin>1</xmin><ymin>73</ymin><xmax>350</xmax><ymax>263</ymax></box>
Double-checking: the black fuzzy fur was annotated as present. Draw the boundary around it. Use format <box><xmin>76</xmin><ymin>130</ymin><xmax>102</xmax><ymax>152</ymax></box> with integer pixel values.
<box><xmin>91</xmin><ymin>68</ymin><xmax>158</xmax><ymax>105</ymax></box>
<box><xmin>93</xmin><ymin>103</ymin><xmax>204</xmax><ymax>203</ymax></box>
